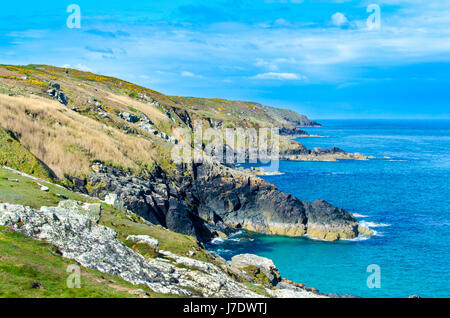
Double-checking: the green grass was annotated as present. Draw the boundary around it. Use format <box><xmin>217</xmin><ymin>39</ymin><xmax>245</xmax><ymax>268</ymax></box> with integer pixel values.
<box><xmin>0</xmin><ymin>128</ymin><xmax>53</xmax><ymax>181</ymax></box>
<box><xmin>0</xmin><ymin>168</ymin><xmax>88</xmax><ymax>208</ymax></box>
<box><xmin>0</xmin><ymin>226</ymin><xmax>176</xmax><ymax>298</ymax></box>
<box><xmin>241</xmin><ymin>265</ymin><xmax>272</xmax><ymax>287</ymax></box>
<box><xmin>0</xmin><ymin>167</ymin><xmax>215</xmax><ymax>263</ymax></box>
<box><xmin>0</xmin><ymin>166</ymin><xmax>209</xmax><ymax>297</ymax></box>
<box><xmin>100</xmin><ymin>211</ymin><xmax>213</xmax><ymax>263</ymax></box>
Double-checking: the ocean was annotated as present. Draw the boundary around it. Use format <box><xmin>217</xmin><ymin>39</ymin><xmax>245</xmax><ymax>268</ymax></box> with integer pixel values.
<box><xmin>207</xmin><ymin>119</ymin><xmax>450</xmax><ymax>298</ymax></box>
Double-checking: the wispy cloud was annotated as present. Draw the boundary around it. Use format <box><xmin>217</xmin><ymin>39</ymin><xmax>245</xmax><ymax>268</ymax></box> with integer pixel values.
<box><xmin>181</xmin><ymin>71</ymin><xmax>203</xmax><ymax>78</ymax></box>
<box><xmin>251</xmin><ymin>72</ymin><xmax>307</xmax><ymax>80</ymax></box>
<box><xmin>61</xmin><ymin>64</ymin><xmax>95</xmax><ymax>73</ymax></box>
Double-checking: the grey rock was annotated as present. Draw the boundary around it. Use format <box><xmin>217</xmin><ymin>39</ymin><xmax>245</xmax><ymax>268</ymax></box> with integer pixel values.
<box><xmin>230</xmin><ymin>254</ymin><xmax>281</xmax><ymax>286</ymax></box>
<box><xmin>104</xmin><ymin>193</ymin><xmax>126</xmax><ymax>211</ymax></box>
<box><xmin>0</xmin><ymin>203</ymin><xmax>261</xmax><ymax>297</ymax></box>
<box><xmin>86</xmin><ymin>159</ymin><xmax>362</xmax><ymax>242</ymax></box>
<box><xmin>126</xmin><ymin>235</ymin><xmax>159</xmax><ymax>252</ymax></box>
<box><xmin>120</xmin><ymin>112</ymin><xmax>140</xmax><ymax>123</ymax></box>
<box><xmin>58</xmin><ymin>92</ymin><xmax>68</xmax><ymax>105</ymax></box>
<box><xmin>57</xmin><ymin>200</ymin><xmax>102</xmax><ymax>223</ymax></box>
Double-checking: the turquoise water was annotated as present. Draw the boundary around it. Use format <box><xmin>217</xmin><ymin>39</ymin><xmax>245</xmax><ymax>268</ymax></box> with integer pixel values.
<box><xmin>208</xmin><ymin>120</ymin><xmax>450</xmax><ymax>298</ymax></box>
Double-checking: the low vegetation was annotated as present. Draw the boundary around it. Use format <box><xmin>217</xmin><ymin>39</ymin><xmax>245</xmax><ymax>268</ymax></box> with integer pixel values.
<box><xmin>0</xmin><ymin>128</ymin><xmax>53</xmax><ymax>181</ymax></box>
<box><xmin>0</xmin><ymin>226</ymin><xmax>175</xmax><ymax>298</ymax></box>
<box><xmin>0</xmin><ymin>167</ymin><xmax>215</xmax><ymax>263</ymax></box>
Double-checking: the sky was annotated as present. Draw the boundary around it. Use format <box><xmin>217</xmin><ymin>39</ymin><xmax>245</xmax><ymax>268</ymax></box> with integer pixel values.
<box><xmin>0</xmin><ymin>0</ymin><xmax>449</xmax><ymax>119</ymax></box>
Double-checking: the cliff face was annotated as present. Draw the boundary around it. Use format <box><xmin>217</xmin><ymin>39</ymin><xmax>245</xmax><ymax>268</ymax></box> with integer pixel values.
<box><xmin>190</xmin><ymin>162</ymin><xmax>360</xmax><ymax>241</ymax></box>
<box><xmin>87</xmin><ymin>160</ymin><xmax>362</xmax><ymax>242</ymax></box>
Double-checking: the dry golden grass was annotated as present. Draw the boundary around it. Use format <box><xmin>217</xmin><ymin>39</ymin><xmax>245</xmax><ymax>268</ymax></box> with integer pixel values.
<box><xmin>0</xmin><ymin>94</ymin><xmax>158</xmax><ymax>178</ymax></box>
<box><xmin>106</xmin><ymin>92</ymin><xmax>169</xmax><ymax>123</ymax></box>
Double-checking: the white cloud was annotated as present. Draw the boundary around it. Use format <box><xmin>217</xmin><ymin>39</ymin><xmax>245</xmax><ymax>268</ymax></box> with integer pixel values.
<box><xmin>252</xmin><ymin>72</ymin><xmax>307</xmax><ymax>80</ymax></box>
<box><xmin>274</xmin><ymin>18</ymin><xmax>292</xmax><ymax>27</ymax></box>
<box><xmin>61</xmin><ymin>64</ymin><xmax>94</xmax><ymax>73</ymax></box>
<box><xmin>181</xmin><ymin>71</ymin><xmax>202</xmax><ymax>78</ymax></box>
<box><xmin>331</xmin><ymin>12</ymin><xmax>348</xmax><ymax>27</ymax></box>
<box><xmin>6</xmin><ymin>29</ymin><xmax>49</xmax><ymax>39</ymax></box>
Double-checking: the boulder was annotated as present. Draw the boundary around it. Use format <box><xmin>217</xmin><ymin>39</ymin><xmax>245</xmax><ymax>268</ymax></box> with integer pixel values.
<box><xmin>230</xmin><ymin>254</ymin><xmax>281</xmax><ymax>286</ymax></box>
<box><xmin>104</xmin><ymin>193</ymin><xmax>126</xmax><ymax>211</ymax></box>
<box><xmin>120</xmin><ymin>112</ymin><xmax>140</xmax><ymax>123</ymax></box>
<box><xmin>57</xmin><ymin>200</ymin><xmax>102</xmax><ymax>223</ymax></box>
<box><xmin>357</xmin><ymin>225</ymin><xmax>374</xmax><ymax>236</ymax></box>
<box><xmin>57</xmin><ymin>92</ymin><xmax>68</xmax><ymax>105</ymax></box>
<box><xmin>126</xmin><ymin>235</ymin><xmax>159</xmax><ymax>253</ymax></box>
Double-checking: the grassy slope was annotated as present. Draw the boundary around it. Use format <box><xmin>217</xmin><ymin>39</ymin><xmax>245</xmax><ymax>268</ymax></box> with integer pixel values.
<box><xmin>0</xmin><ymin>166</ymin><xmax>217</xmax><ymax>261</ymax></box>
<box><xmin>0</xmin><ymin>128</ymin><xmax>53</xmax><ymax>181</ymax></box>
<box><xmin>0</xmin><ymin>64</ymin><xmax>311</xmax><ymax>178</ymax></box>
<box><xmin>0</xmin><ymin>226</ymin><xmax>176</xmax><ymax>298</ymax></box>
<box><xmin>0</xmin><ymin>166</ymin><xmax>221</xmax><ymax>297</ymax></box>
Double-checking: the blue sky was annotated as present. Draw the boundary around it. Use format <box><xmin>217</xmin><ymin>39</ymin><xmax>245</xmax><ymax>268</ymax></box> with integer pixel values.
<box><xmin>1</xmin><ymin>0</ymin><xmax>449</xmax><ymax>119</ymax></box>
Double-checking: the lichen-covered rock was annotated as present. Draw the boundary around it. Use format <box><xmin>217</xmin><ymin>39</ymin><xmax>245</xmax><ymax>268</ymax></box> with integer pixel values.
<box><xmin>104</xmin><ymin>193</ymin><xmax>126</xmax><ymax>211</ymax></box>
<box><xmin>0</xmin><ymin>203</ymin><xmax>262</xmax><ymax>297</ymax></box>
<box><xmin>57</xmin><ymin>200</ymin><xmax>102</xmax><ymax>223</ymax></box>
<box><xmin>126</xmin><ymin>235</ymin><xmax>159</xmax><ymax>252</ymax></box>
<box><xmin>230</xmin><ymin>254</ymin><xmax>281</xmax><ymax>286</ymax></box>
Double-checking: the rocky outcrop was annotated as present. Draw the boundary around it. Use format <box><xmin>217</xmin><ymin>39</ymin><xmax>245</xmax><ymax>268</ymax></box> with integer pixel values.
<box><xmin>0</xmin><ymin>202</ymin><xmax>262</xmax><ymax>297</ymax></box>
<box><xmin>230</xmin><ymin>254</ymin><xmax>281</xmax><ymax>286</ymax></box>
<box><xmin>120</xmin><ymin>112</ymin><xmax>140</xmax><ymax>123</ymax></box>
<box><xmin>126</xmin><ymin>235</ymin><xmax>159</xmax><ymax>253</ymax></box>
<box><xmin>57</xmin><ymin>200</ymin><xmax>102</xmax><ymax>223</ymax></box>
<box><xmin>228</xmin><ymin>254</ymin><xmax>333</xmax><ymax>298</ymax></box>
<box><xmin>0</xmin><ymin>201</ymin><xmax>332</xmax><ymax>298</ymax></box>
<box><xmin>280</xmin><ymin>144</ymin><xmax>369</xmax><ymax>162</ymax></box>
<box><xmin>190</xmin><ymin>162</ymin><xmax>362</xmax><ymax>240</ymax></box>
<box><xmin>88</xmin><ymin>163</ymin><xmax>220</xmax><ymax>242</ymax></box>
<box><xmin>279</xmin><ymin>127</ymin><xmax>309</xmax><ymax>137</ymax></box>
<box><xmin>47</xmin><ymin>85</ymin><xmax>68</xmax><ymax>105</ymax></box>
<box><xmin>85</xmin><ymin>160</ymin><xmax>366</xmax><ymax>242</ymax></box>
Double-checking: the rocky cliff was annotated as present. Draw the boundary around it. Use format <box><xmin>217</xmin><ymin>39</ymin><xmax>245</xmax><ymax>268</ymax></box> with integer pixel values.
<box><xmin>85</xmin><ymin>160</ymin><xmax>366</xmax><ymax>242</ymax></box>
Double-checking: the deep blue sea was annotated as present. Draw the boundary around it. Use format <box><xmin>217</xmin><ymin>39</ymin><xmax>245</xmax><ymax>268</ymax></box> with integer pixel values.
<box><xmin>208</xmin><ymin>120</ymin><xmax>450</xmax><ymax>298</ymax></box>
